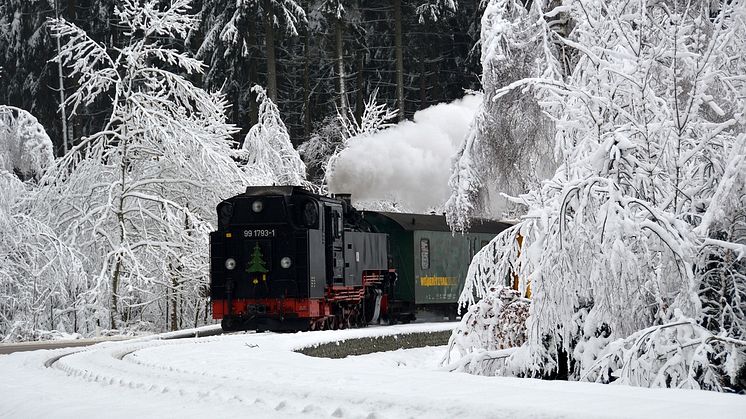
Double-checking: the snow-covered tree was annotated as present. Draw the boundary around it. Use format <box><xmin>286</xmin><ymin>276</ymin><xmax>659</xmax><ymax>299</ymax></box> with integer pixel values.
<box><xmin>0</xmin><ymin>171</ymin><xmax>89</xmax><ymax>342</ymax></box>
<box><xmin>416</xmin><ymin>0</ymin><xmax>457</xmax><ymax>23</ymax></box>
<box><xmin>43</xmin><ymin>0</ymin><xmax>249</xmax><ymax>332</ymax></box>
<box><xmin>0</xmin><ymin>105</ymin><xmax>54</xmax><ymax>181</ymax></box>
<box><xmin>446</xmin><ymin>0</ymin><xmax>557</xmax><ymax>229</ymax></box>
<box><xmin>444</xmin><ymin>0</ymin><xmax>746</xmax><ymax>392</ymax></box>
<box><xmin>298</xmin><ymin>115</ymin><xmax>346</xmax><ymax>183</ymax></box>
<box><xmin>300</xmin><ymin>87</ymin><xmax>395</xmax><ymax>186</ymax></box>
<box><xmin>217</xmin><ymin>0</ymin><xmax>306</xmax><ymax>102</ymax></box>
<box><xmin>322</xmin><ymin>89</ymin><xmax>396</xmax><ymax>185</ymax></box>
<box><xmin>240</xmin><ymin>85</ymin><xmax>307</xmax><ymax>186</ymax></box>
<box><xmin>337</xmin><ymin>88</ymin><xmax>397</xmax><ymax>140</ymax></box>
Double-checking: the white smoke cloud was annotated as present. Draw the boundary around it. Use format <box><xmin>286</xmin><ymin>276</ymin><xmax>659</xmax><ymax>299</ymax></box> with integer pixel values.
<box><xmin>328</xmin><ymin>95</ymin><xmax>481</xmax><ymax>213</ymax></box>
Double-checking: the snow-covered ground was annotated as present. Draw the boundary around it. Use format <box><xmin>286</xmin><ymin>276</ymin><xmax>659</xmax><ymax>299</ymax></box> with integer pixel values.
<box><xmin>0</xmin><ymin>323</ymin><xmax>743</xmax><ymax>419</ymax></box>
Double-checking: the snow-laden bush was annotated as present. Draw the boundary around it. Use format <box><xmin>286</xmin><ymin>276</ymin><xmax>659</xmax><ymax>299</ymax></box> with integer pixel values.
<box><xmin>444</xmin><ymin>0</ymin><xmax>746</xmax><ymax>392</ymax></box>
<box><xmin>582</xmin><ymin>316</ymin><xmax>746</xmax><ymax>392</ymax></box>
<box><xmin>442</xmin><ymin>286</ymin><xmax>529</xmax><ymax>375</ymax></box>
<box><xmin>0</xmin><ymin>105</ymin><xmax>53</xmax><ymax>181</ymax></box>
<box><xmin>0</xmin><ymin>172</ymin><xmax>90</xmax><ymax>342</ymax></box>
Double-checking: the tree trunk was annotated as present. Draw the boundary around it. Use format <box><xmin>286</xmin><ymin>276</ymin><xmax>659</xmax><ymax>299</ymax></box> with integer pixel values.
<box><xmin>55</xmin><ymin>0</ymin><xmax>69</xmax><ymax>156</ymax></box>
<box><xmin>248</xmin><ymin>17</ymin><xmax>259</xmax><ymax>126</ymax></box>
<box><xmin>110</xmin><ymin>257</ymin><xmax>122</xmax><ymax>330</ymax></box>
<box><xmin>355</xmin><ymin>51</ymin><xmax>365</xmax><ymax>125</ymax></box>
<box><xmin>419</xmin><ymin>58</ymin><xmax>427</xmax><ymax>110</ymax></box>
<box><xmin>170</xmin><ymin>273</ymin><xmax>178</xmax><ymax>331</ymax></box>
<box><xmin>263</xmin><ymin>0</ymin><xmax>278</xmax><ymax>102</ymax></box>
<box><xmin>67</xmin><ymin>0</ymin><xmax>78</xmax><ymax>143</ymax></box>
<box><xmin>303</xmin><ymin>28</ymin><xmax>312</xmax><ymax>139</ymax></box>
<box><xmin>110</xmin><ymin>113</ymin><xmax>129</xmax><ymax>330</ymax></box>
<box><xmin>393</xmin><ymin>0</ymin><xmax>405</xmax><ymax>121</ymax></box>
<box><xmin>335</xmin><ymin>17</ymin><xmax>348</xmax><ymax>115</ymax></box>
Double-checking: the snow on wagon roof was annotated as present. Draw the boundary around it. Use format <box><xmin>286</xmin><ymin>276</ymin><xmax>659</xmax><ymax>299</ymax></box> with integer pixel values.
<box><xmin>364</xmin><ymin>211</ymin><xmax>513</xmax><ymax>234</ymax></box>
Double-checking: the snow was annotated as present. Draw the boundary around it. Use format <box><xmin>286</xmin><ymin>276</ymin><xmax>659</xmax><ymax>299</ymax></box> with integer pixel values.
<box><xmin>1</xmin><ymin>323</ymin><xmax>743</xmax><ymax>418</ymax></box>
<box><xmin>0</xmin><ymin>106</ymin><xmax>54</xmax><ymax>181</ymax></box>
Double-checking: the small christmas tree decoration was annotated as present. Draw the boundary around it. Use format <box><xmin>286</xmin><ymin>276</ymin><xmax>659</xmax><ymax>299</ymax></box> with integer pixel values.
<box><xmin>247</xmin><ymin>243</ymin><xmax>269</xmax><ymax>284</ymax></box>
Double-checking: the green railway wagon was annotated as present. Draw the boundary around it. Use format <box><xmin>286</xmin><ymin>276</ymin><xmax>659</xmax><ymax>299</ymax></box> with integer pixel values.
<box><xmin>361</xmin><ymin>211</ymin><xmax>512</xmax><ymax>321</ymax></box>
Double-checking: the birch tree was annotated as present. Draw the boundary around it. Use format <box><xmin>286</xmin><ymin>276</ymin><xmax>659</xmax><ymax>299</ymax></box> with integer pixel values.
<box><xmin>44</xmin><ymin>0</ymin><xmax>249</xmax><ymax>331</ymax></box>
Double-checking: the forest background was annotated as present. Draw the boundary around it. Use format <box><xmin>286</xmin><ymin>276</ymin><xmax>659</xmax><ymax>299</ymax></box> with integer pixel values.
<box><xmin>1</xmin><ymin>0</ymin><xmax>477</xmax><ymax>158</ymax></box>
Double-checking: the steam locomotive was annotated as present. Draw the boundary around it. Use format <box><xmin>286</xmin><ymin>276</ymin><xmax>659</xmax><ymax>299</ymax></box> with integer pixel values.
<box><xmin>210</xmin><ymin>186</ymin><xmax>510</xmax><ymax>332</ymax></box>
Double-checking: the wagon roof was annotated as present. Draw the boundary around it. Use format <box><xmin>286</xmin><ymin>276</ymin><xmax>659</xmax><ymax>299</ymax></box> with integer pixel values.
<box><xmin>243</xmin><ymin>186</ymin><xmax>307</xmax><ymax>196</ymax></box>
<box><xmin>364</xmin><ymin>211</ymin><xmax>513</xmax><ymax>234</ymax></box>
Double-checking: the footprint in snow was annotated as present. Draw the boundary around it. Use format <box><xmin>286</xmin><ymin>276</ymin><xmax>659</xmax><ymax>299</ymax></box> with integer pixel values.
<box><xmin>301</xmin><ymin>404</ymin><xmax>320</xmax><ymax>414</ymax></box>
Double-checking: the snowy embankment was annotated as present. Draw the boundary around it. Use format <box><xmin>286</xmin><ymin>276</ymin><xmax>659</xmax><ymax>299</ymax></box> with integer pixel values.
<box><xmin>0</xmin><ymin>323</ymin><xmax>743</xmax><ymax>419</ymax></box>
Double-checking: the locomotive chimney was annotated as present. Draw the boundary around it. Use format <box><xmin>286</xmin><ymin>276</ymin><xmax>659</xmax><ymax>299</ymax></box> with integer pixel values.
<box><xmin>335</xmin><ymin>193</ymin><xmax>352</xmax><ymax>206</ymax></box>
<box><xmin>334</xmin><ymin>193</ymin><xmax>353</xmax><ymax>215</ymax></box>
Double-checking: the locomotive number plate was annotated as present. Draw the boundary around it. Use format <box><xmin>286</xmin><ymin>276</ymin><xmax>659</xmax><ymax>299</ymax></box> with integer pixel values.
<box><xmin>243</xmin><ymin>229</ymin><xmax>276</xmax><ymax>238</ymax></box>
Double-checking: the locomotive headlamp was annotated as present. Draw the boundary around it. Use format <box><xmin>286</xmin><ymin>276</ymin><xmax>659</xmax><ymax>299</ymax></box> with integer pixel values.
<box><xmin>280</xmin><ymin>257</ymin><xmax>292</xmax><ymax>269</ymax></box>
<box><xmin>217</xmin><ymin>202</ymin><xmax>233</xmax><ymax>230</ymax></box>
<box><xmin>225</xmin><ymin>258</ymin><xmax>236</xmax><ymax>270</ymax></box>
<box><xmin>251</xmin><ymin>200</ymin><xmax>264</xmax><ymax>213</ymax></box>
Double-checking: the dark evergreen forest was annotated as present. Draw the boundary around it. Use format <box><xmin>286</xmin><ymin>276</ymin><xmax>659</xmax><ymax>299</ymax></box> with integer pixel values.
<box><xmin>0</xmin><ymin>0</ymin><xmax>485</xmax><ymax>154</ymax></box>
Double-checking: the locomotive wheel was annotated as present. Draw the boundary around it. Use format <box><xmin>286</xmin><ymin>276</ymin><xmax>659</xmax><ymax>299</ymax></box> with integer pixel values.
<box><xmin>355</xmin><ymin>302</ymin><xmax>367</xmax><ymax>328</ymax></box>
<box><xmin>221</xmin><ymin>317</ymin><xmax>235</xmax><ymax>332</ymax></box>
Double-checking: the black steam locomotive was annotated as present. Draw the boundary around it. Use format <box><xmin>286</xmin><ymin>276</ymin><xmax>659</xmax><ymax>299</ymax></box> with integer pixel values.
<box><xmin>210</xmin><ymin>186</ymin><xmax>511</xmax><ymax>332</ymax></box>
<box><xmin>210</xmin><ymin>186</ymin><xmax>394</xmax><ymax>331</ymax></box>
